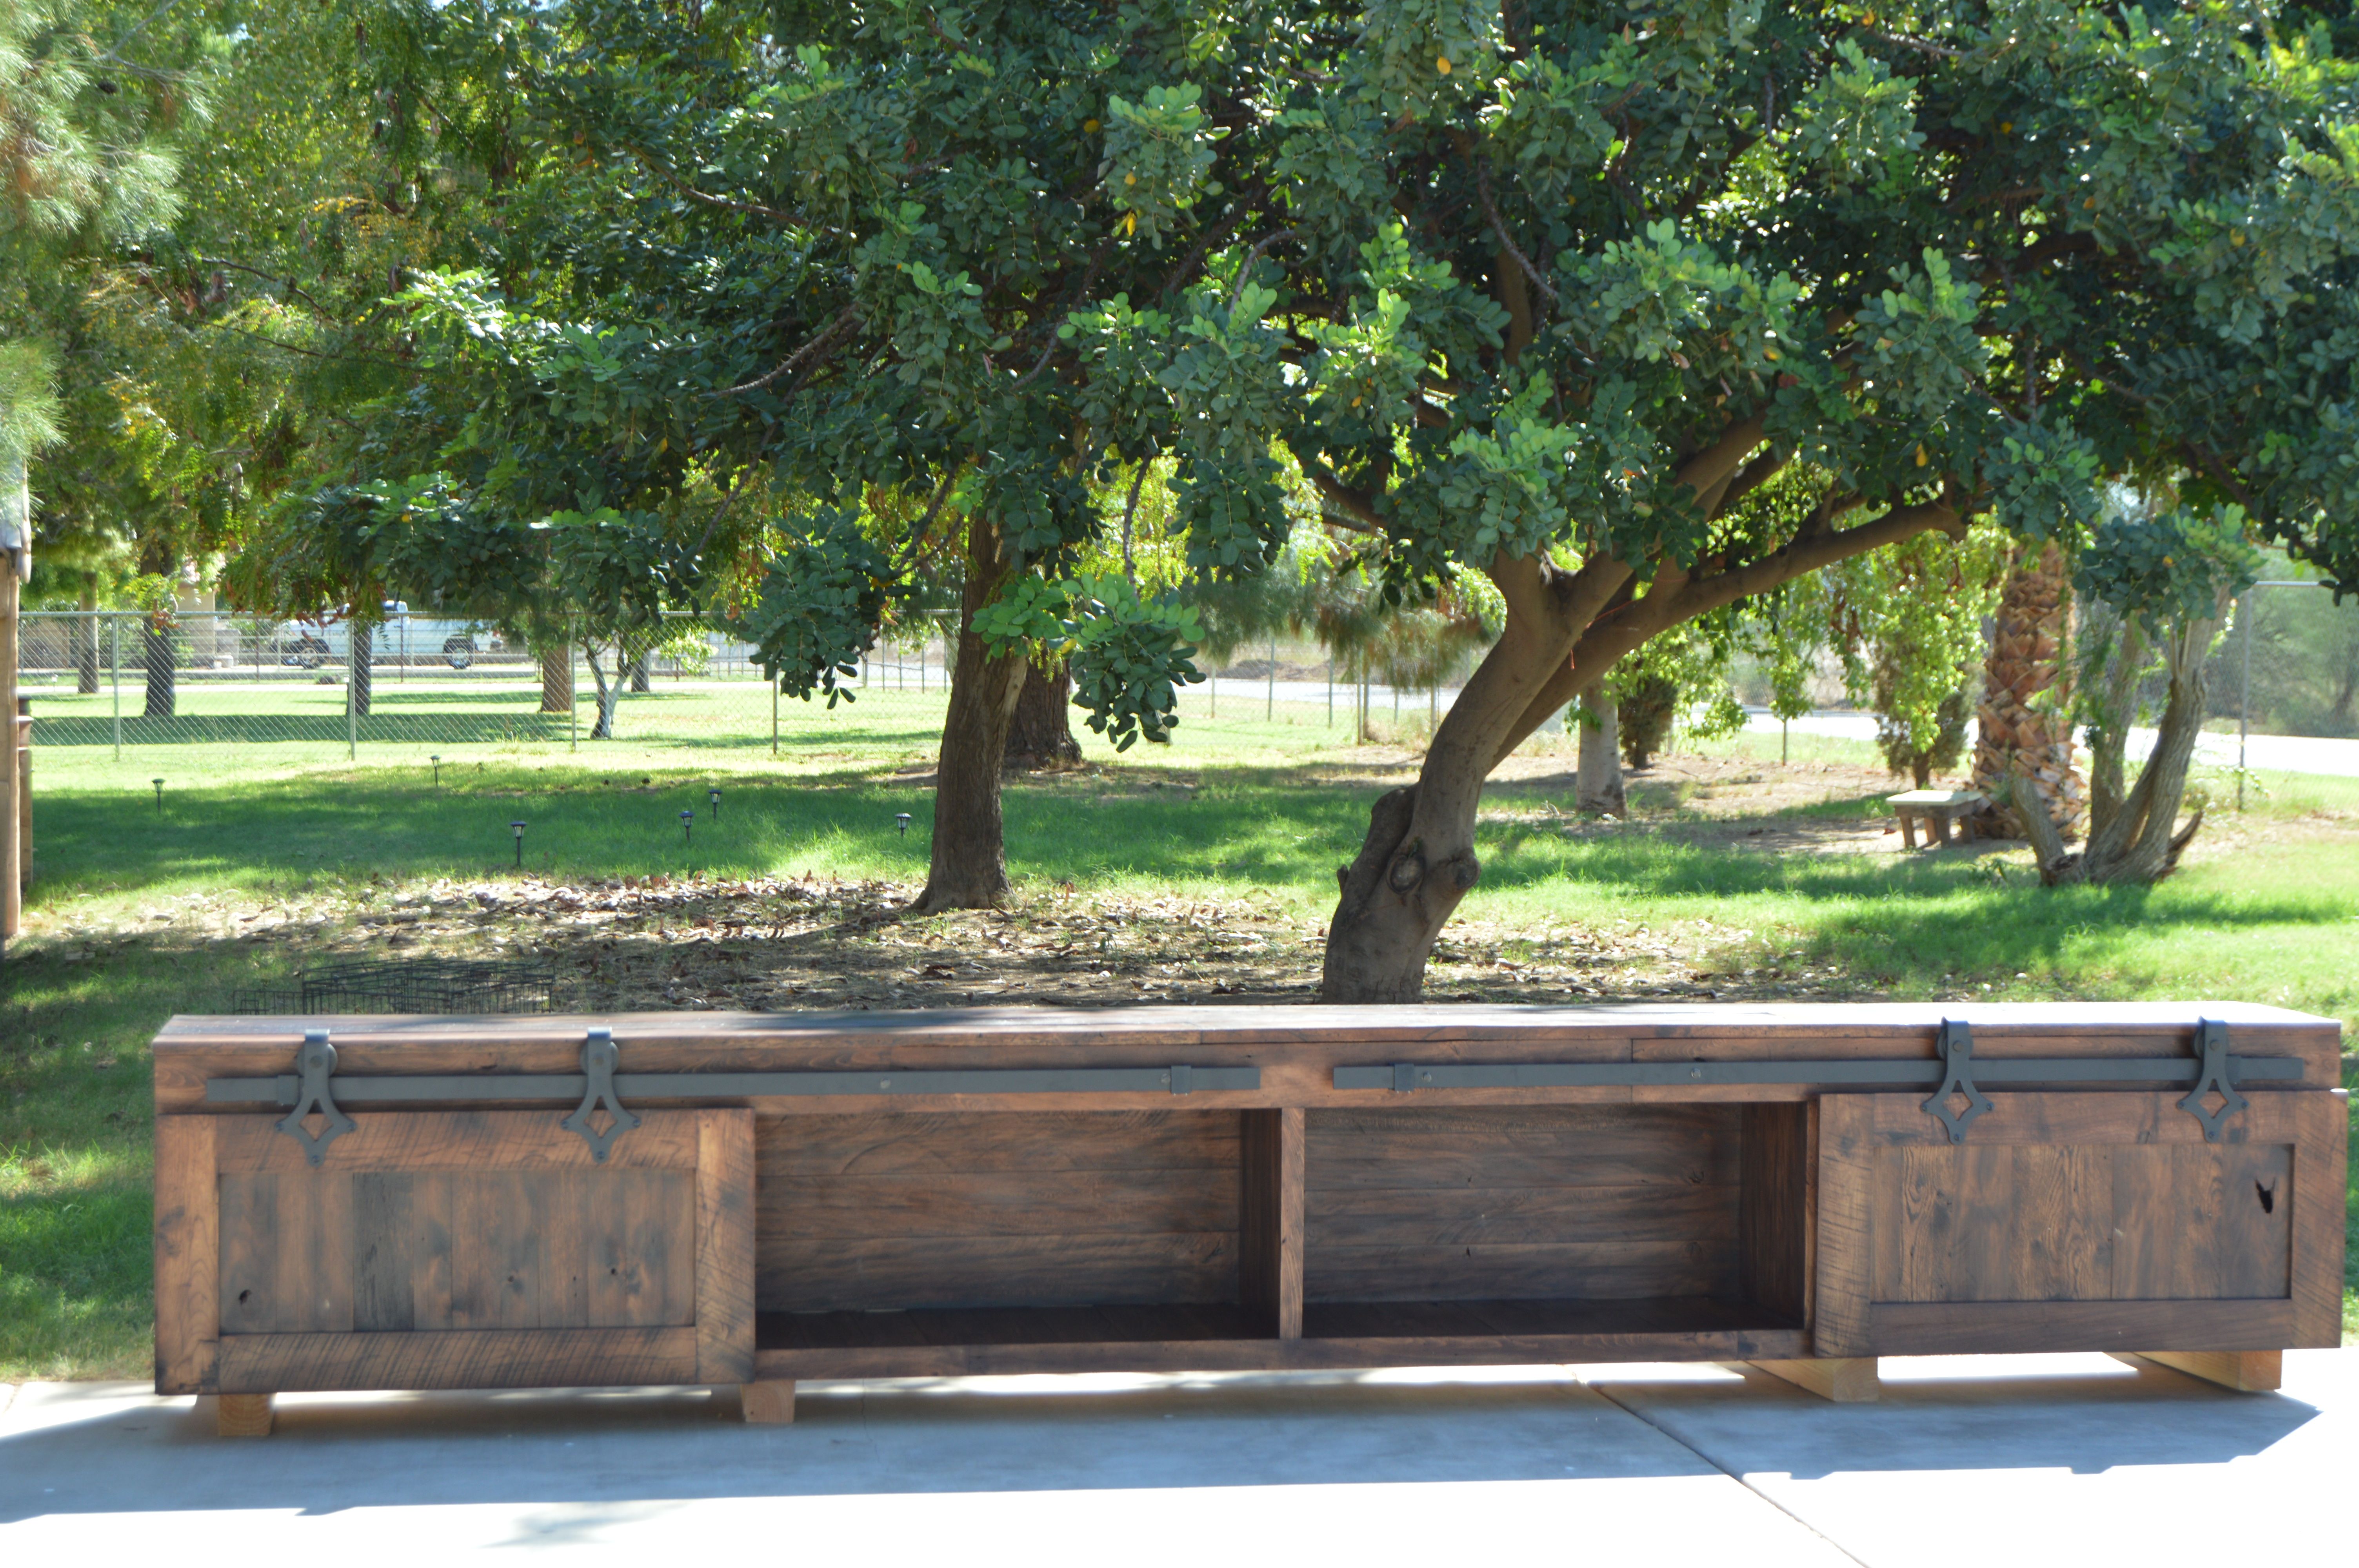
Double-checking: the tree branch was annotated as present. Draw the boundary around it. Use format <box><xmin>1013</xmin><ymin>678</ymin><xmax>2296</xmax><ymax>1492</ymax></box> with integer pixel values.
<box><xmin>720</xmin><ymin>305</ymin><xmax>861</xmax><ymax>396</ymax></box>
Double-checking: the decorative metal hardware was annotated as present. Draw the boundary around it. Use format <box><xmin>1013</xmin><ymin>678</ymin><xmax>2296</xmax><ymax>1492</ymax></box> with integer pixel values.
<box><xmin>560</xmin><ymin>1028</ymin><xmax>641</xmax><ymax>1163</ymax></box>
<box><xmin>2178</xmin><ymin>1017</ymin><xmax>2249</xmax><ymax>1142</ymax></box>
<box><xmin>276</xmin><ymin>1029</ymin><xmax>355</xmax><ymax>1166</ymax></box>
<box><xmin>209</xmin><ymin>1060</ymin><xmax>1261</xmax><ymax>1107</ymax></box>
<box><xmin>1920</xmin><ymin>1018</ymin><xmax>1992</xmax><ymax>1144</ymax></box>
<box><xmin>1335</xmin><ymin>1037</ymin><xmax>2301</xmax><ymax>1100</ymax></box>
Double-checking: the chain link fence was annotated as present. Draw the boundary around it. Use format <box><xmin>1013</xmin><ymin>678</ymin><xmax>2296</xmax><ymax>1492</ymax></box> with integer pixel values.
<box><xmin>16</xmin><ymin>587</ymin><xmax>2359</xmax><ymax>813</ymax></box>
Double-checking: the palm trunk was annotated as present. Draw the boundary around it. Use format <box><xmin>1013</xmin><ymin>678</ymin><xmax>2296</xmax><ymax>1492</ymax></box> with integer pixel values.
<box><xmin>1972</xmin><ymin>541</ymin><xmax>2085</xmax><ymax>837</ymax></box>
<box><xmin>912</xmin><ymin>518</ymin><xmax>1028</xmax><ymax>913</ymax></box>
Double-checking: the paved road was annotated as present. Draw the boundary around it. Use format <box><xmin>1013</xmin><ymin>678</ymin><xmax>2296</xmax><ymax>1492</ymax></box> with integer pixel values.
<box><xmin>5</xmin><ymin>1350</ymin><xmax>2348</xmax><ymax>1564</ymax></box>
<box><xmin>1747</xmin><ymin>710</ymin><xmax>2359</xmax><ymax>779</ymax></box>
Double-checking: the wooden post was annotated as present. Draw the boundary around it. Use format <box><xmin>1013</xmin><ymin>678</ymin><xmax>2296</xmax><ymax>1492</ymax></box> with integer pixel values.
<box><xmin>216</xmin><ymin>1393</ymin><xmax>275</xmax><ymax>1437</ymax></box>
<box><xmin>741</xmin><ymin>1381</ymin><xmax>797</xmax><ymax>1424</ymax></box>
<box><xmin>1240</xmin><ymin>1108</ymin><xmax>1305</xmax><ymax>1339</ymax></box>
<box><xmin>2114</xmin><ymin>1350</ymin><xmax>2282</xmax><ymax>1393</ymax></box>
<box><xmin>15</xmin><ymin>695</ymin><xmax>29</xmax><ymax>891</ymax></box>
<box><xmin>1747</xmin><ymin>1358</ymin><xmax>1881</xmax><ymax>1403</ymax></box>
<box><xmin>0</xmin><ymin>566</ymin><xmax>18</xmax><ymax>944</ymax></box>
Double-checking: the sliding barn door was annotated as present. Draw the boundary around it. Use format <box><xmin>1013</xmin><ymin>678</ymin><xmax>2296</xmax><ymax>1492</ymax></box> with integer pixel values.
<box><xmin>1813</xmin><ymin>1093</ymin><xmax>2344</xmax><ymax>1357</ymax></box>
<box><xmin>155</xmin><ymin>1110</ymin><xmax>753</xmax><ymax>1395</ymax></box>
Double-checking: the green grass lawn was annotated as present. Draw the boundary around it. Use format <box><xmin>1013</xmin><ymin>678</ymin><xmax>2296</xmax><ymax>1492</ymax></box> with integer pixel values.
<box><xmin>4</xmin><ymin>716</ymin><xmax>2354</xmax><ymax>1379</ymax></box>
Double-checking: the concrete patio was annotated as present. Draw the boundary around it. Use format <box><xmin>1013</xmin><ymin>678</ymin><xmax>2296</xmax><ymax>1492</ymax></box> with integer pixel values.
<box><xmin>5</xmin><ymin>1348</ymin><xmax>2348</xmax><ymax>1564</ymax></box>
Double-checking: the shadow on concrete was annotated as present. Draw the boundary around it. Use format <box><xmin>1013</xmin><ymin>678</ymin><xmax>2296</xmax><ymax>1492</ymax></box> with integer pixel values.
<box><xmin>0</xmin><ymin>1359</ymin><xmax>2324</xmax><ymax>1521</ymax></box>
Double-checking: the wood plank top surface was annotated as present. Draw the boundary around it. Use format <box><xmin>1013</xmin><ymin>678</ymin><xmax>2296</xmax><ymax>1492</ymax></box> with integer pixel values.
<box><xmin>152</xmin><ymin>1002</ymin><xmax>2341</xmax><ymax>1116</ymax></box>
<box><xmin>154</xmin><ymin>998</ymin><xmax>2338</xmax><ymax>1051</ymax></box>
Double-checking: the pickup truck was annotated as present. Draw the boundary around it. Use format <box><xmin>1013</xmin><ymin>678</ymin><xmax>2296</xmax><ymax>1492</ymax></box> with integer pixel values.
<box><xmin>268</xmin><ymin>604</ymin><xmax>507</xmax><ymax>670</ymax></box>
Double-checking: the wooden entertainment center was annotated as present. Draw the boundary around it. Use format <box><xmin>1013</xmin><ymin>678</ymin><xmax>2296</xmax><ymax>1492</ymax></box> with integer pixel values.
<box><xmin>150</xmin><ymin>1002</ymin><xmax>2347</xmax><ymax>1434</ymax></box>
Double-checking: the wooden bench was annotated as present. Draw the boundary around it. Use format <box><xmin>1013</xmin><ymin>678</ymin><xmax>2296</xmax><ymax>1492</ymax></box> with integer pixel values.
<box><xmin>1888</xmin><ymin>788</ymin><xmax>1986</xmax><ymax>848</ymax></box>
<box><xmin>150</xmin><ymin>1003</ymin><xmax>2346</xmax><ymax>1433</ymax></box>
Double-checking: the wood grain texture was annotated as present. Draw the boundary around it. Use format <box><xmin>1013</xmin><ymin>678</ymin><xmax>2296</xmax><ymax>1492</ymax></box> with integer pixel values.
<box><xmin>1304</xmin><ymin>1104</ymin><xmax>1742</xmax><ymax>1305</ymax></box>
<box><xmin>215</xmin><ymin>1393</ymin><xmax>274</xmax><ymax>1436</ymax></box>
<box><xmin>1813</xmin><ymin>1096</ymin><xmax>1876</xmax><ymax>1357</ymax></box>
<box><xmin>153</xmin><ymin>1116</ymin><xmax>220</xmax><ymax>1394</ymax></box>
<box><xmin>740</xmin><ymin>1380</ymin><xmax>796</xmax><ymax>1423</ymax></box>
<box><xmin>2121</xmin><ymin>1350</ymin><xmax>2283</xmax><ymax>1392</ymax></box>
<box><xmin>216</xmin><ymin>1110</ymin><xmax>700</xmax><ymax>1172</ymax></box>
<box><xmin>218</xmin><ymin>1171</ymin><xmax>355</xmax><ymax>1335</ymax></box>
<box><xmin>1240</xmin><ymin>1109</ymin><xmax>1305</xmax><ymax>1338</ymax></box>
<box><xmin>1868</xmin><ymin>1299</ymin><xmax>2295</xmax><ymax>1355</ymax></box>
<box><xmin>758</xmin><ymin>1234</ymin><xmax>1239</xmax><ymax>1312</ymax></box>
<box><xmin>756</xmin><ymin>1111</ymin><xmax>1242</xmax><ymax>1313</ymax></box>
<box><xmin>216</xmin><ymin>1327</ymin><xmax>699</xmax><ymax>1392</ymax></box>
<box><xmin>1739</xmin><ymin>1103</ymin><xmax>1811</xmax><ymax>1323</ymax></box>
<box><xmin>1747</xmin><ymin>1357</ymin><xmax>1879</xmax><ymax>1403</ymax></box>
<box><xmin>151</xmin><ymin>1004</ymin><xmax>2340</xmax><ymax>1115</ymax></box>
<box><xmin>696</xmin><ymin>1109</ymin><xmax>756</xmax><ymax>1383</ymax></box>
<box><xmin>2289</xmin><ymin>1092</ymin><xmax>2349</xmax><ymax>1348</ymax></box>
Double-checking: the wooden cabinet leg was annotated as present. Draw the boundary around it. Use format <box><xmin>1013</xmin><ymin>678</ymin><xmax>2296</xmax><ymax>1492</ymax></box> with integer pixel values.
<box><xmin>217</xmin><ymin>1393</ymin><xmax>274</xmax><ymax>1437</ymax></box>
<box><xmin>2115</xmin><ymin>1351</ymin><xmax>2282</xmax><ymax>1393</ymax></box>
<box><xmin>1897</xmin><ymin>813</ymin><xmax>1917</xmax><ymax>849</ymax></box>
<box><xmin>1747</xmin><ymin>1358</ymin><xmax>1879</xmax><ymax>1403</ymax></box>
<box><xmin>741</xmin><ymin>1380</ymin><xmax>796</xmax><ymax>1424</ymax></box>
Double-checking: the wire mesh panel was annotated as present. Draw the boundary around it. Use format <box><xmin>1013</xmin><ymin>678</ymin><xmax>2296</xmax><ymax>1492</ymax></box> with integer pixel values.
<box><xmin>226</xmin><ymin>957</ymin><xmax>561</xmax><ymax>1016</ymax></box>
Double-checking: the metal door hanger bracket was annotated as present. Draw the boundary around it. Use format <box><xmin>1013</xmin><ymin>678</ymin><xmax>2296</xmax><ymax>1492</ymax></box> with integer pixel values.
<box><xmin>1921</xmin><ymin>1018</ymin><xmax>1992</xmax><ymax>1144</ymax></box>
<box><xmin>2178</xmin><ymin>1018</ymin><xmax>2248</xmax><ymax>1142</ymax></box>
<box><xmin>277</xmin><ymin>1028</ymin><xmax>356</xmax><ymax>1166</ymax></box>
<box><xmin>562</xmin><ymin>1028</ymin><xmax>641</xmax><ymax>1162</ymax></box>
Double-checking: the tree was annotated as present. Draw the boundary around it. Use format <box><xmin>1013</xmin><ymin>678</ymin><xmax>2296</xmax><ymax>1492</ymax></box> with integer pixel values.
<box><xmin>1148</xmin><ymin>0</ymin><xmax>2359</xmax><ymax>1001</ymax></box>
<box><xmin>1972</xmin><ymin>541</ymin><xmax>2086</xmax><ymax>834</ymax></box>
<box><xmin>2014</xmin><ymin>497</ymin><xmax>2260</xmax><ymax>884</ymax></box>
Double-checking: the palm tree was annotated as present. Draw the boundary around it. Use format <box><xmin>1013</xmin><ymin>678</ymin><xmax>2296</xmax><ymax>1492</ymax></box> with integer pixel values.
<box><xmin>1972</xmin><ymin>541</ymin><xmax>2086</xmax><ymax>837</ymax></box>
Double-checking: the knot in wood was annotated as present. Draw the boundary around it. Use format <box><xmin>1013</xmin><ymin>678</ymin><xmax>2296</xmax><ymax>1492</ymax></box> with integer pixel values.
<box><xmin>1448</xmin><ymin>853</ymin><xmax>1480</xmax><ymax>891</ymax></box>
<box><xmin>1387</xmin><ymin>850</ymin><xmax>1426</xmax><ymax>893</ymax></box>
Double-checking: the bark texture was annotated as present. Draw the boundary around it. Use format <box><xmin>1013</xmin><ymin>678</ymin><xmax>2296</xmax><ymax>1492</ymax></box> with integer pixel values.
<box><xmin>140</xmin><ymin>621</ymin><xmax>176</xmax><ymax>718</ymax></box>
<box><xmin>2013</xmin><ymin>610</ymin><xmax>2215</xmax><ymax>885</ymax></box>
<box><xmin>75</xmin><ymin>586</ymin><xmax>98</xmax><ymax>695</ymax></box>
<box><xmin>1004</xmin><ymin>658</ymin><xmax>1082</xmax><ymax>771</ymax></box>
<box><xmin>913</xmin><ymin>518</ymin><xmax>1028</xmax><ymax>913</ymax></box>
<box><xmin>1574</xmin><ymin>687</ymin><xmax>1625</xmax><ymax>815</ymax></box>
<box><xmin>1315</xmin><ymin>467</ymin><xmax>1968</xmax><ymax>1003</ymax></box>
<box><xmin>538</xmin><ymin>644</ymin><xmax>573</xmax><ymax>713</ymax></box>
<box><xmin>349</xmin><ymin>624</ymin><xmax>373</xmax><ymax>718</ymax></box>
<box><xmin>1972</xmin><ymin>541</ymin><xmax>2085</xmax><ymax>837</ymax></box>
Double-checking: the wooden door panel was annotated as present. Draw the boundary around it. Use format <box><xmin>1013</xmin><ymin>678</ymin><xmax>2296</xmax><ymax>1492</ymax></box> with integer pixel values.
<box><xmin>155</xmin><ymin>1109</ymin><xmax>751</xmax><ymax>1395</ymax></box>
<box><xmin>1817</xmin><ymin>1092</ymin><xmax>2343</xmax><ymax>1357</ymax></box>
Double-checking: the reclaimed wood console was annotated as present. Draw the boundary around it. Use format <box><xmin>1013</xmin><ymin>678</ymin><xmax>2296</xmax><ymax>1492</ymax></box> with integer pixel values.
<box><xmin>151</xmin><ymin>1003</ymin><xmax>2347</xmax><ymax>1434</ymax></box>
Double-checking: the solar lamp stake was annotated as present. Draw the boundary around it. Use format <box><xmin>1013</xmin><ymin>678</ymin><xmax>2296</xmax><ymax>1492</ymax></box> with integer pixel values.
<box><xmin>510</xmin><ymin>820</ymin><xmax>526</xmax><ymax>869</ymax></box>
<box><xmin>153</xmin><ymin>778</ymin><xmax>164</xmax><ymax>811</ymax></box>
<box><xmin>895</xmin><ymin>812</ymin><xmax>912</xmax><ymax>838</ymax></box>
<box><xmin>681</xmin><ymin>809</ymin><xmax>694</xmax><ymax>846</ymax></box>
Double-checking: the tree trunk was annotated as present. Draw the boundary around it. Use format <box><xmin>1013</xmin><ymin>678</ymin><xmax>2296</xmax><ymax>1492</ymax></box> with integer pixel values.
<box><xmin>913</xmin><ymin>518</ymin><xmax>1028</xmax><ymax>913</ymax></box>
<box><xmin>1320</xmin><ymin>581</ymin><xmax>1585</xmax><ymax>1003</ymax></box>
<box><xmin>585</xmin><ymin>644</ymin><xmax>619</xmax><ymax>739</ymax></box>
<box><xmin>1574</xmin><ymin>686</ymin><xmax>1625</xmax><ymax>814</ymax></box>
<box><xmin>629</xmin><ymin>649</ymin><xmax>651</xmax><ymax>693</ymax></box>
<box><xmin>1004</xmin><ymin>657</ymin><xmax>1082</xmax><ymax>771</ymax></box>
<box><xmin>2021</xmin><ymin>609</ymin><xmax>2216</xmax><ymax>886</ymax></box>
<box><xmin>141</xmin><ymin>620</ymin><xmax>176</xmax><ymax>718</ymax></box>
<box><xmin>1972</xmin><ymin>541</ymin><xmax>2085</xmax><ymax>837</ymax></box>
<box><xmin>75</xmin><ymin>585</ymin><xmax>98</xmax><ymax>695</ymax></box>
<box><xmin>539</xmin><ymin>644</ymin><xmax>573</xmax><ymax>713</ymax></box>
<box><xmin>349</xmin><ymin>624</ymin><xmax>373</xmax><ymax>718</ymax></box>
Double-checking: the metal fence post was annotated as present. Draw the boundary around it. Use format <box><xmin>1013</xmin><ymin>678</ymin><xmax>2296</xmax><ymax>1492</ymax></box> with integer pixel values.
<box><xmin>771</xmin><ymin>678</ymin><xmax>779</xmax><ymax>757</ymax></box>
<box><xmin>110</xmin><ymin>612</ymin><xmax>121</xmax><ymax>759</ymax></box>
<box><xmin>1266</xmin><ymin>635</ymin><xmax>1275</xmax><ymax>722</ymax></box>
<box><xmin>2238</xmin><ymin>587</ymin><xmax>2252</xmax><ymax>813</ymax></box>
